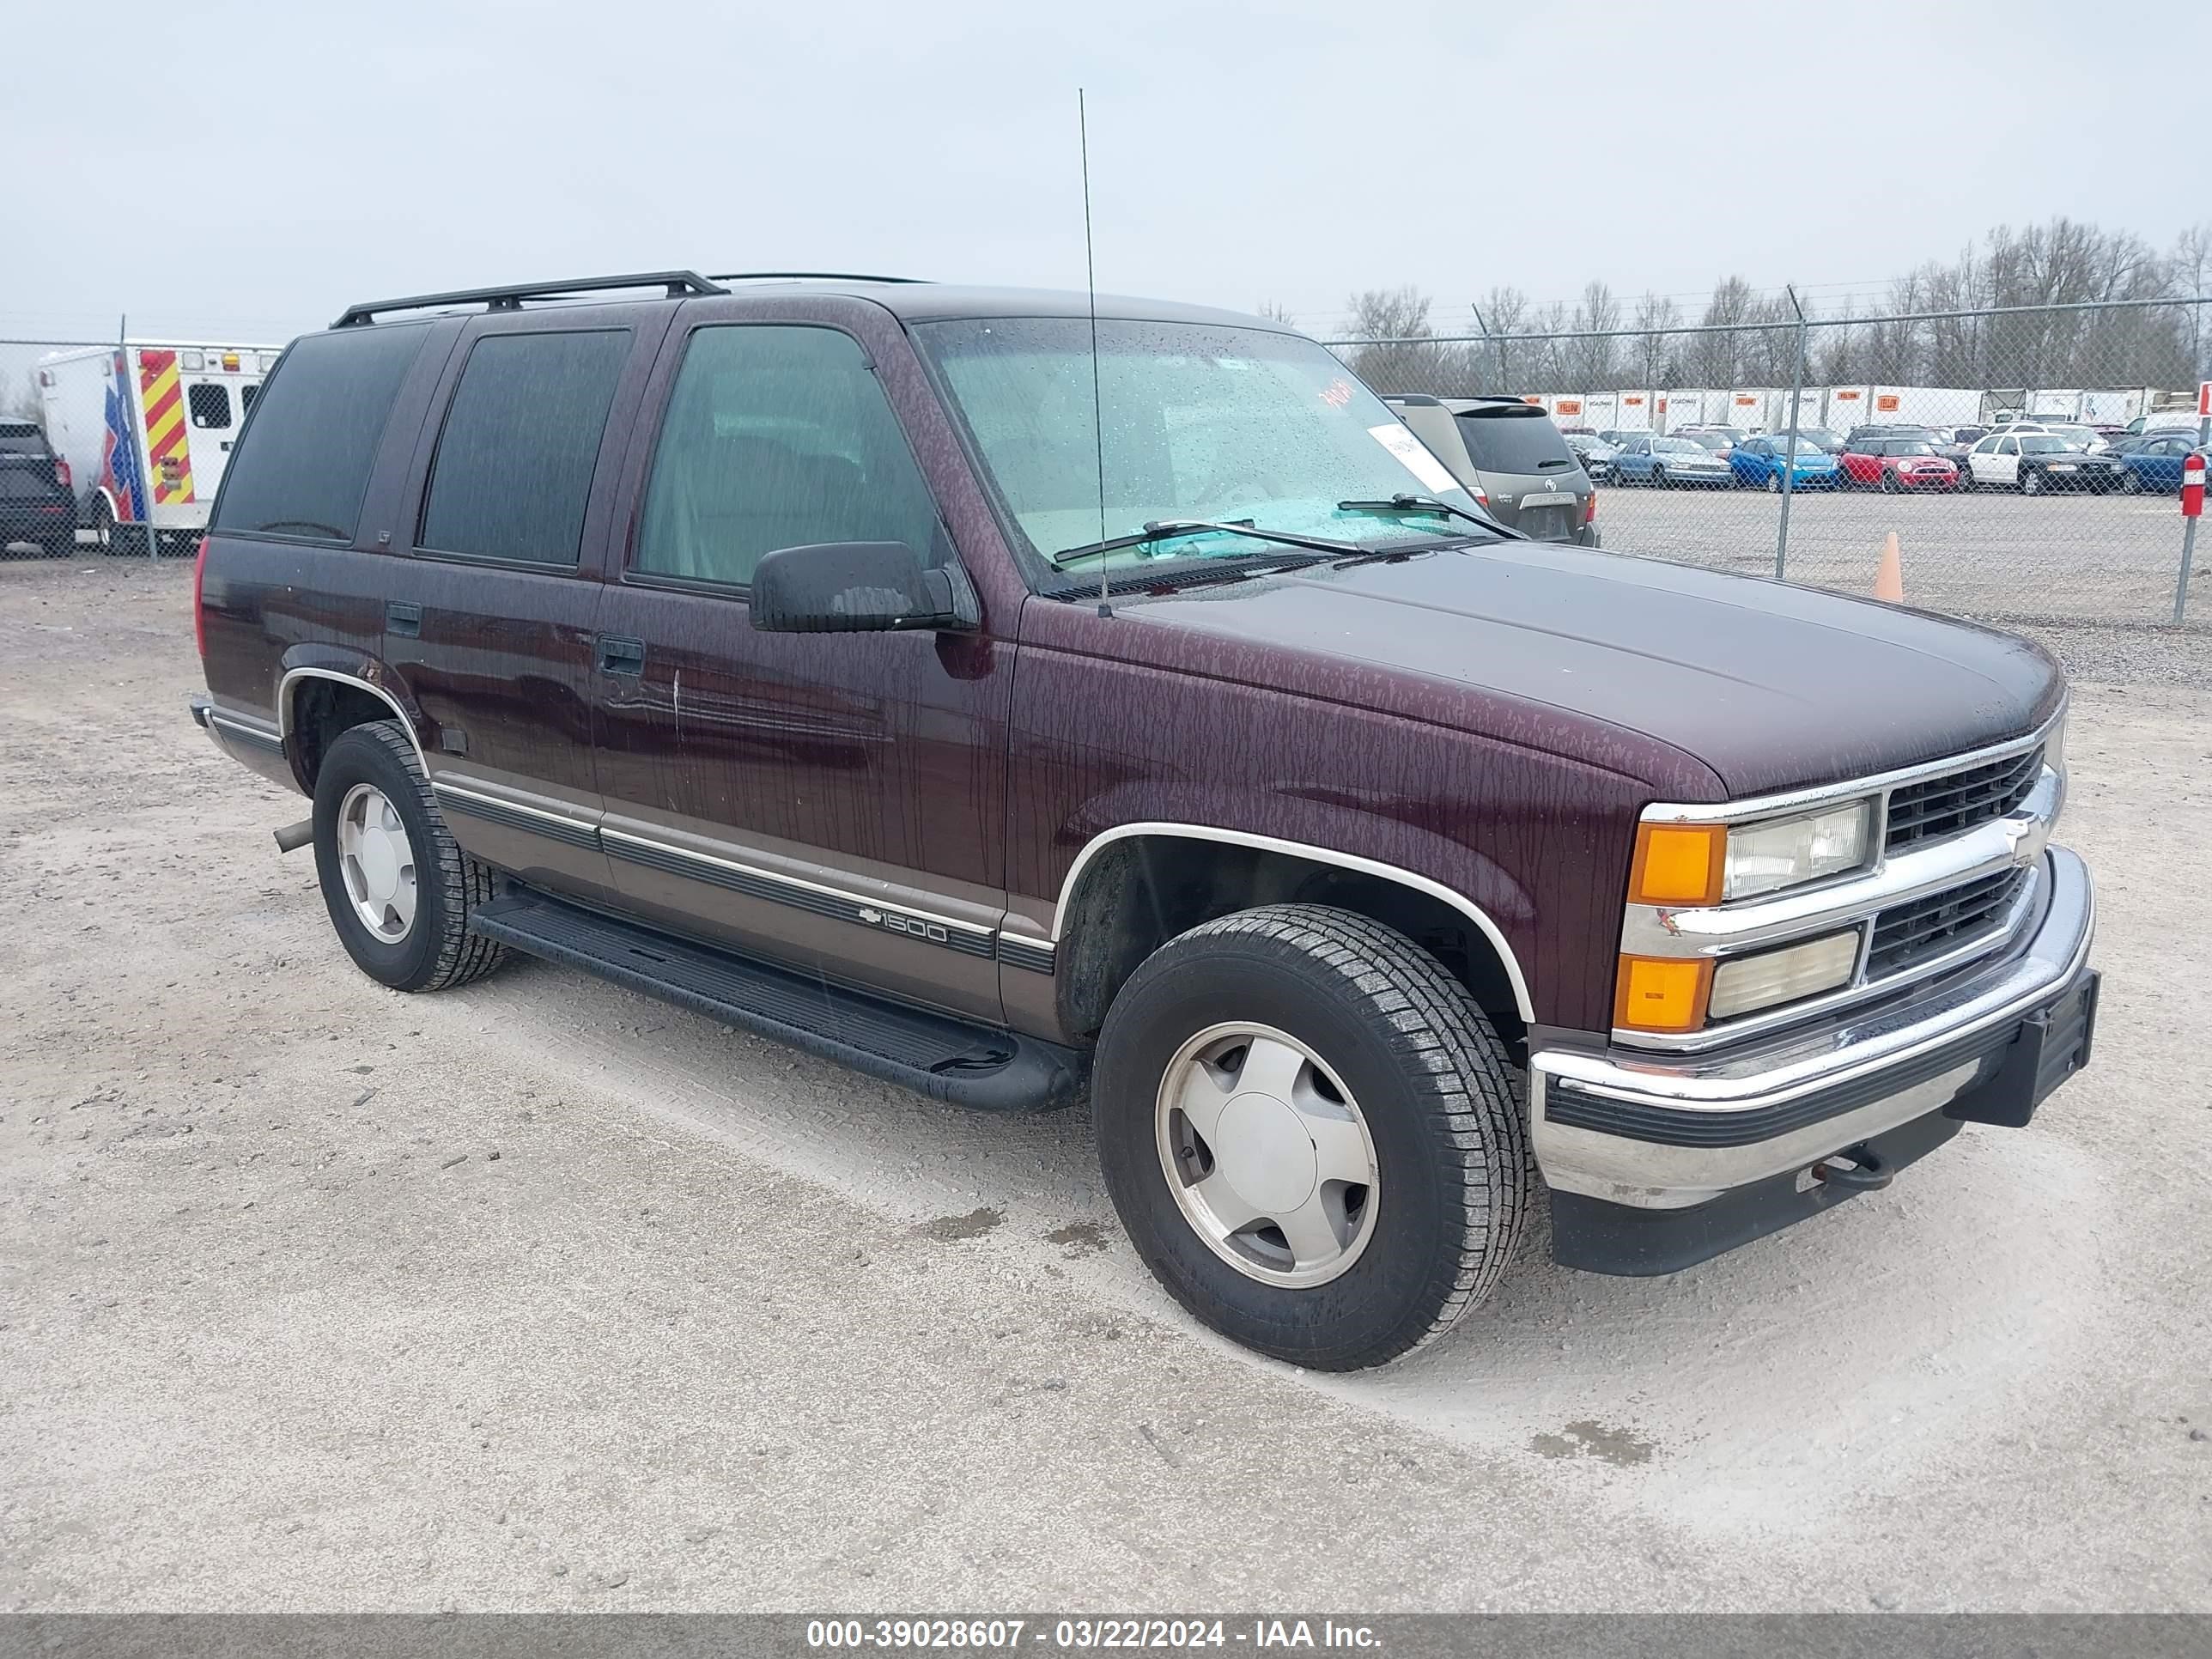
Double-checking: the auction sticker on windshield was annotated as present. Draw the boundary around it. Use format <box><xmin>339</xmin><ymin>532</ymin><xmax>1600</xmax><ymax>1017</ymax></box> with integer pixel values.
<box><xmin>1367</xmin><ymin>422</ymin><xmax>1459</xmax><ymax>494</ymax></box>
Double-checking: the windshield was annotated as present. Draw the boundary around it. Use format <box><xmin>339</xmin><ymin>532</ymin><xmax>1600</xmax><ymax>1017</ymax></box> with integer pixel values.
<box><xmin>914</xmin><ymin>318</ymin><xmax>1485</xmax><ymax>574</ymax></box>
<box><xmin>1652</xmin><ymin>437</ymin><xmax>1706</xmax><ymax>454</ymax></box>
<box><xmin>1771</xmin><ymin>438</ymin><xmax>1824</xmax><ymax>456</ymax></box>
<box><xmin>2020</xmin><ymin>435</ymin><xmax>2077</xmax><ymax>453</ymax></box>
<box><xmin>1681</xmin><ymin>432</ymin><xmax>1730</xmax><ymax>450</ymax></box>
<box><xmin>1453</xmin><ymin>409</ymin><xmax>1576</xmax><ymax>474</ymax></box>
<box><xmin>1890</xmin><ymin>441</ymin><xmax>1937</xmax><ymax>456</ymax></box>
<box><xmin>0</xmin><ymin>421</ymin><xmax>47</xmax><ymax>455</ymax></box>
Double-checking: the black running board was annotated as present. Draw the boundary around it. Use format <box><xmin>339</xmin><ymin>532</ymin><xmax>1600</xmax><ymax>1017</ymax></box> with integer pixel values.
<box><xmin>470</xmin><ymin>888</ymin><xmax>1085</xmax><ymax>1113</ymax></box>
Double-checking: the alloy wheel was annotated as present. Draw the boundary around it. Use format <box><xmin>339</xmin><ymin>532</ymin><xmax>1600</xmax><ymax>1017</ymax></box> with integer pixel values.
<box><xmin>337</xmin><ymin>782</ymin><xmax>418</xmax><ymax>943</ymax></box>
<box><xmin>1155</xmin><ymin>1022</ymin><xmax>1379</xmax><ymax>1288</ymax></box>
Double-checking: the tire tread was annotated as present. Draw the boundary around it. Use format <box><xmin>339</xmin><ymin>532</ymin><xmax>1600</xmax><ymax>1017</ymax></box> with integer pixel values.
<box><xmin>1109</xmin><ymin>903</ymin><xmax>1531</xmax><ymax>1368</ymax></box>
<box><xmin>340</xmin><ymin>721</ymin><xmax>507</xmax><ymax>991</ymax></box>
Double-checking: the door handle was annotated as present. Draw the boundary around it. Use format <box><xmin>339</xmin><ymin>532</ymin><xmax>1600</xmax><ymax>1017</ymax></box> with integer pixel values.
<box><xmin>386</xmin><ymin>600</ymin><xmax>422</xmax><ymax>637</ymax></box>
<box><xmin>599</xmin><ymin>635</ymin><xmax>646</xmax><ymax>676</ymax></box>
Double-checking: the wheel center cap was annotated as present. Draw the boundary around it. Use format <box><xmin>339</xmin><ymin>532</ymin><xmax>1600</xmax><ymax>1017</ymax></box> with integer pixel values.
<box><xmin>1214</xmin><ymin>1091</ymin><xmax>1318</xmax><ymax>1213</ymax></box>
<box><xmin>357</xmin><ymin>830</ymin><xmax>400</xmax><ymax>900</ymax></box>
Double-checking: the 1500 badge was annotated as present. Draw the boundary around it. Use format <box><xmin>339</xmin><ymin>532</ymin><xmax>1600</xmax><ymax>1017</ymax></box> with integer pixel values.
<box><xmin>857</xmin><ymin>906</ymin><xmax>951</xmax><ymax>944</ymax></box>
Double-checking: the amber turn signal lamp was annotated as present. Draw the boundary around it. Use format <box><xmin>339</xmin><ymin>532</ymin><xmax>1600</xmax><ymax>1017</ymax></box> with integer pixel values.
<box><xmin>1613</xmin><ymin>954</ymin><xmax>1714</xmax><ymax>1034</ymax></box>
<box><xmin>1629</xmin><ymin>822</ymin><xmax>1726</xmax><ymax>907</ymax></box>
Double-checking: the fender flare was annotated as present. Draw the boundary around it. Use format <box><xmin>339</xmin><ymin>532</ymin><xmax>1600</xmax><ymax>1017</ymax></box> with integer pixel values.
<box><xmin>1051</xmin><ymin>822</ymin><xmax>1535</xmax><ymax>1024</ymax></box>
<box><xmin>276</xmin><ymin>652</ymin><xmax>433</xmax><ymax>789</ymax></box>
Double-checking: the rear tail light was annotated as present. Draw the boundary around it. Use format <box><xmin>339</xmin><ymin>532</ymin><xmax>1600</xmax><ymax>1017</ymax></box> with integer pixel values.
<box><xmin>1583</xmin><ymin>489</ymin><xmax>1598</xmax><ymax>525</ymax></box>
<box><xmin>192</xmin><ymin>538</ymin><xmax>210</xmax><ymax>658</ymax></box>
<box><xmin>54</xmin><ymin>458</ymin><xmax>72</xmax><ymax>489</ymax></box>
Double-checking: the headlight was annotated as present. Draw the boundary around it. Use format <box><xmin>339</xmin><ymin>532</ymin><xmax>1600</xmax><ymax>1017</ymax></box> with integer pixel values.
<box><xmin>1723</xmin><ymin>801</ymin><xmax>1873</xmax><ymax>900</ymax></box>
<box><xmin>1631</xmin><ymin>799</ymin><xmax>1874</xmax><ymax>907</ymax></box>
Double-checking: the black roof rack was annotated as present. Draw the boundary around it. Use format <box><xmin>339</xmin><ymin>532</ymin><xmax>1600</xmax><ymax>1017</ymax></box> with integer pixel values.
<box><xmin>704</xmin><ymin>270</ymin><xmax>929</xmax><ymax>285</ymax></box>
<box><xmin>331</xmin><ymin>270</ymin><xmax>729</xmax><ymax>329</ymax></box>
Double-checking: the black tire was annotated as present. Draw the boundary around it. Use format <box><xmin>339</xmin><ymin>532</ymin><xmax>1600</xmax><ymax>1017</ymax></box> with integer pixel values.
<box><xmin>1765</xmin><ymin>472</ymin><xmax>1783</xmax><ymax>493</ymax></box>
<box><xmin>312</xmin><ymin>720</ymin><xmax>507</xmax><ymax>993</ymax></box>
<box><xmin>1650</xmin><ymin>465</ymin><xmax>1668</xmax><ymax>489</ymax></box>
<box><xmin>2021</xmin><ymin>467</ymin><xmax>2044</xmax><ymax>495</ymax></box>
<box><xmin>1880</xmin><ymin>469</ymin><xmax>1900</xmax><ymax>494</ymax></box>
<box><xmin>1093</xmin><ymin>904</ymin><xmax>1531</xmax><ymax>1371</ymax></box>
<box><xmin>2120</xmin><ymin>469</ymin><xmax>2142</xmax><ymax>495</ymax></box>
<box><xmin>1958</xmin><ymin>466</ymin><xmax>1975</xmax><ymax>492</ymax></box>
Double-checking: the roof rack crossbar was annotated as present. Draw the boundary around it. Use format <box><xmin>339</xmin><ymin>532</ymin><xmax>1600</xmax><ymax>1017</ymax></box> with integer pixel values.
<box><xmin>331</xmin><ymin>270</ymin><xmax>730</xmax><ymax>328</ymax></box>
<box><xmin>703</xmin><ymin>270</ymin><xmax>930</xmax><ymax>285</ymax></box>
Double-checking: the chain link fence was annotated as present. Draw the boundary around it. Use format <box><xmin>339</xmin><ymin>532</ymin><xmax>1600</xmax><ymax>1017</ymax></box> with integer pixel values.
<box><xmin>1328</xmin><ymin>296</ymin><xmax>2212</xmax><ymax>630</ymax></box>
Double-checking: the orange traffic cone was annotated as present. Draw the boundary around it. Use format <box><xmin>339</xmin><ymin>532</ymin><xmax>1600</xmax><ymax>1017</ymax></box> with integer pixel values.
<box><xmin>1874</xmin><ymin>531</ymin><xmax>1905</xmax><ymax>603</ymax></box>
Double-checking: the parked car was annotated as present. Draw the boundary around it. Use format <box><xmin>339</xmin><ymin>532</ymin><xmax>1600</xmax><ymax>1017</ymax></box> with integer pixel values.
<box><xmin>1838</xmin><ymin>437</ymin><xmax>1960</xmax><ymax>492</ymax></box>
<box><xmin>1675</xmin><ymin>424</ymin><xmax>1746</xmax><ymax>459</ymax></box>
<box><xmin>1784</xmin><ymin>425</ymin><xmax>1845</xmax><ymax>454</ymax></box>
<box><xmin>1611</xmin><ymin>433</ymin><xmax>1736</xmax><ymax>488</ymax></box>
<box><xmin>1841</xmin><ymin>423</ymin><xmax>1937</xmax><ymax>451</ymax></box>
<box><xmin>1728</xmin><ymin>434</ymin><xmax>1840</xmax><ymax>491</ymax></box>
<box><xmin>2114</xmin><ymin>431</ymin><xmax>2204</xmax><ymax>493</ymax></box>
<box><xmin>1934</xmin><ymin>426</ymin><xmax>1988</xmax><ymax>467</ymax></box>
<box><xmin>0</xmin><ymin>418</ymin><xmax>78</xmax><ymax>557</ymax></box>
<box><xmin>1987</xmin><ymin>421</ymin><xmax>2109</xmax><ymax>454</ymax></box>
<box><xmin>188</xmin><ymin>269</ymin><xmax>2096</xmax><ymax>1372</ymax></box>
<box><xmin>1380</xmin><ymin>395</ymin><xmax>1599</xmax><ymax>544</ymax></box>
<box><xmin>1962</xmin><ymin>431</ymin><xmax>2124</xmax><ymax>494</ymax></box>
<box><xmin>1561</xmin><ymin>432</ymin><xmax>1620</xmax><ymax>481</ymax></box>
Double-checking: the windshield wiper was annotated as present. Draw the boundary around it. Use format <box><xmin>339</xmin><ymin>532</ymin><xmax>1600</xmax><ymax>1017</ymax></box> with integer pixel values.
<box><xmin>1334</xmin><ymin>494</ymin><xmax>1512</xmax><ymax>536</ymax></box>
<box><xmin>1049</xmin><ymin>517</ymin><xmax>1364</xmax><ymax>569</ymax></box>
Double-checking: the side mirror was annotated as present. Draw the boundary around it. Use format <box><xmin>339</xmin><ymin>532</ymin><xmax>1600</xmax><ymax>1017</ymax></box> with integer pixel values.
<box><xmin>748</xmin><ymin>541</ymin><xmax>979</xmax><ymax>635</ymax></box>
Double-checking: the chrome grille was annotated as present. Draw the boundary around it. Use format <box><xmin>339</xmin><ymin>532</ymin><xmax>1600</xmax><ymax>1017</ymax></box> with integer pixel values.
<box><xmin>1884</xmin><ymin>745</ymin><xmax>2043</xmax><ymax>852</ymax></box>
<box><xmin>1867</xmin><ymin>868</ymin><xmax>2027</xmax><ymax>979</ymax></box>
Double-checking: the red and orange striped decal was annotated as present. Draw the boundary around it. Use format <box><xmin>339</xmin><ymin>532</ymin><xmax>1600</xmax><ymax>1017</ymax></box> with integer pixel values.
<box><xmin>137</xmin><ymin>349</ymin><xmax>195</xmax><ymax>506</ymax></box>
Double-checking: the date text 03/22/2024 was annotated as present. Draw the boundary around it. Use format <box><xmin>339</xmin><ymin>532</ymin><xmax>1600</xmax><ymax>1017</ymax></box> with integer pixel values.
<box><xmin>804</xmin><ymin>1619</ymin><xmax>1382</xmax><ymax>1650</ymax></box>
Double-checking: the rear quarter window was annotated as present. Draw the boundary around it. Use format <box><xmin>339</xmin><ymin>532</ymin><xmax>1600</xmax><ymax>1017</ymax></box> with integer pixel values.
<box><xmin>214</xmin><ymin>325</ymin><xmax>429</xmax><ymax>542</ymax></box>
<box><xmin>416</xmin><ymin>329</ymin><xmax>631</xmax><ymax>565</ymax></box>
<box><xmin>1453</xmin><ymin>410</ymin><xmax>1576</xmax><ymax>475</ymax></box>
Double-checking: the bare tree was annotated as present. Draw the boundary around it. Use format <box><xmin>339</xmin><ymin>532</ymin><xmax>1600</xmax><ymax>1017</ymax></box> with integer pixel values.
<box><xmin>1341</xmin><ymin>286</ymin><xmax>1455</xmax><ymax>393</ymax></box>
<box><xmin>0</xmin><ymin>370</ymin><xmax>41</xmax><ymax>425</ymax></box>
<box><xmin>1255</xmin><ymin>299</ymin><xmax>1299</xmax><ymax>328</ymax></box>
<box><xmin>1631</xmin><ymin>292</ymin><xmax>1680</xmax><ymax>390</ymax></box>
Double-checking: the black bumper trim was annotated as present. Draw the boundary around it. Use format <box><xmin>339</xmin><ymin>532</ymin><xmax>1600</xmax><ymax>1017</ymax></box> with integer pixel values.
<box><xmin>1550</xmin><ymin>1108</ymin><xmax>1964</xmax><ymax>1276</ymax></box>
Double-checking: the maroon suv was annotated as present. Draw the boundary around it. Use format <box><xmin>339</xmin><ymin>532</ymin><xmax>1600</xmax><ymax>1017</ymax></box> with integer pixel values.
<box><xmin>189</xmin><ymin>270</ymin><xmax>2097</xmax><ymax>1370</ymax></box>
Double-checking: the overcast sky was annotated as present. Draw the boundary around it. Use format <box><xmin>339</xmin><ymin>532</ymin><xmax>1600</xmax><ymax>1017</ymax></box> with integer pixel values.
<box><xmin>8</xmin><ymin>0</ymin><xmax>2208</xmax><ymax>347</ymax></box>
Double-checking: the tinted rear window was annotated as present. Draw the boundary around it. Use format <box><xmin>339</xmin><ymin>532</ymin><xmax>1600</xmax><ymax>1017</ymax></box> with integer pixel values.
<box><xmin>0</xmin><ymin>468</ymin><xmax>59</xmax><ymax>498</ymax></box>
<box><xmin>215</xmin><ymin>325</ymin><xmax>428</xmax><ymax>541</ymax></box>
<box><xmin>0</xmin><ymin>422</ymin><xmax>46</xmax><ymax>453</ymax></box>
<box><xmin>1453</xmin><ymin>410</ymin><xmax>1575</xmax><ymax>474</ymax></box>
<box><xmin>417</xmin><ymin>330</ymin><xmax>629</xmax><ymax>565</ymax></box>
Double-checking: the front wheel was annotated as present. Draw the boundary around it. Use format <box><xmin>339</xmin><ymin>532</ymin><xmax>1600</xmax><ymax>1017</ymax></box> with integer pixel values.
<box><xmin>313</xmin><ymin>721</ymin><xmax>508</xmax><ymax>993</ymax></box>
<box><xmin>1765</xmin><ymin>472</ymin><xmax>1783</xmax><ymax>493</ymax></box>
<box><xmin>1093</xmin><ymin>905</ymin><xmax>1531</xmax><ymax>1371</ymax></box>
<box><xmin>2120</xmin><ymin>469</ymin><xmax>2143</xmax><ymax>495</ymax></box>
<box><xmin>1650</xmin><ymin>466</ymin><xmax>1668</xmax><ymax>489</ymax></box>
<box><xmin>1880</xmin><ymin>469</ymin><xmax>1900</xmax><ymax>494</ymax></box>
<box><xmin>2021</xmin><ymin>468</ymin><xmax>2044</xmax><ymax>495</ymax></box>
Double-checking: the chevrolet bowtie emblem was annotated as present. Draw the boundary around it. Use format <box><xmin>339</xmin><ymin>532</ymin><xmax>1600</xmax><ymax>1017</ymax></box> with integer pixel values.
<box><xmin>858</xmin><ymin>907</ymin><xmax>884</xmax><ymax>925</ymax></box>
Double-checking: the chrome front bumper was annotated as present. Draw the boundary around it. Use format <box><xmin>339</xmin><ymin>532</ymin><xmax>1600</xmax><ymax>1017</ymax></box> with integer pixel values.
<box><xmin>1530</xmin><ymin>844</ymin><xmax>2094</xmax><ymax>1213</ymax></box>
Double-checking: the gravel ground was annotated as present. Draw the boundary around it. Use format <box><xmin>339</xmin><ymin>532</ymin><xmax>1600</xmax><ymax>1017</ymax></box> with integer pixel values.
<box><xmin>3</xmin><ymin>558</ymin><xmax>2209</xmax><ymax>1613</ymax></box>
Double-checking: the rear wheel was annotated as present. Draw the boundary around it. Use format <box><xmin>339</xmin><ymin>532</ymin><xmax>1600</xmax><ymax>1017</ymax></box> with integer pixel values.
<box><xmin>1094</xmin><ymin>904</ymin><xmax>1531</xmax><ymax>1371</ymax></box>
<box><xmin>312</xmin><ymin>721</ymin><xmax>507</xmax><ymax>993</ymax></box>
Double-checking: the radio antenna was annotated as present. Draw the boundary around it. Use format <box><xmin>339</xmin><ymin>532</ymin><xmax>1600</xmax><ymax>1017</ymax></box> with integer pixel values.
<box><xmin>1079</xmin><ymin>89</ymin><xmax>1112</xmax><ymax>619</ymax></box>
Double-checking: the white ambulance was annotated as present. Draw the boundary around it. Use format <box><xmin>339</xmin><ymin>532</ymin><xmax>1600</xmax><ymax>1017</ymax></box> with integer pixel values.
<box><xmin>38</xmin><ymin>339</ymin><xmax>283</xmax><ymax>552</ymax></box>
